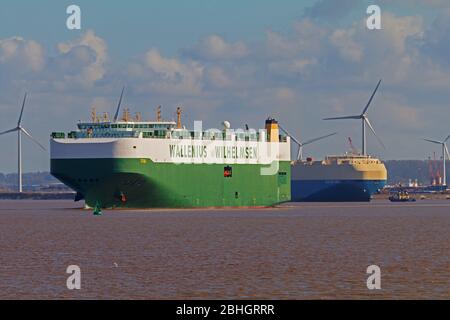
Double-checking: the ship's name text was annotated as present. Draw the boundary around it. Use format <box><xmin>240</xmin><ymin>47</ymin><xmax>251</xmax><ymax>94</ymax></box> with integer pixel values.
<box><xmin>169</xmin><ymin>145</ymin><xmax>258</xmax><ymax>159</ymax></box>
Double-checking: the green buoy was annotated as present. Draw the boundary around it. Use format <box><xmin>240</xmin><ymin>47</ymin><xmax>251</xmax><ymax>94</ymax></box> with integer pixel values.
<box><xmin>93</xmin><ymin>202</ymin><xmax>103</xmax><ymax>216</ymax></box>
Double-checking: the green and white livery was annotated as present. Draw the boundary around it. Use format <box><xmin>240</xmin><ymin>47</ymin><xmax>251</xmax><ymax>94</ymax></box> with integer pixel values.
<box><xmin>50</xmin><ymin>114</ymin><xmax>291</xmax><ymax>208</ymax></box>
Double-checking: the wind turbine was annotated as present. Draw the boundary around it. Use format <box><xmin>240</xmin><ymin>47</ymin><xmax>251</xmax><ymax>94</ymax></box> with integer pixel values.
<box><xmin>0</xmin><ymin>93</ymin><xmax>46</xmax><ymax>193</ymax></box>
<box><xmin>279</xmin><ymin>125</ymin><xmax>337</xmax><ymax>161</ymax></box>
<box><xmin>323</xmin><ymin>79</ymin><xmax>385</xmax><ymax>155</ymax></box>
<box><xmin>424</xmin><ymin>134</ymin><xmax>450</xmax><ymax>187</ymax></box>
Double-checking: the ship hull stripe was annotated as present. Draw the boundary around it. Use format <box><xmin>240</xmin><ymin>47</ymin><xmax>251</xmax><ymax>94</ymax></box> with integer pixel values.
<box><xmin>291</xmin><ymin>179</ymin><xmax>386</xmax><ymax>202</ymax></box>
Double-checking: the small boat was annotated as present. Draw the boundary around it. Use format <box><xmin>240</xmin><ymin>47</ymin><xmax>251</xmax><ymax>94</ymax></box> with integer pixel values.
<box><xmin>389</xmin><ymin>191</ymin><xmax>416</xmax><ymax>202</ymax></box>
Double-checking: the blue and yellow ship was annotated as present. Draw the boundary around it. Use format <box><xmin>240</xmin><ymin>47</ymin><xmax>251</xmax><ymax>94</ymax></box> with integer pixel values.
<box><xmin>291</xmin><ymin>154</ymin><xmax>387</xmax><ymax>202</ymax></box>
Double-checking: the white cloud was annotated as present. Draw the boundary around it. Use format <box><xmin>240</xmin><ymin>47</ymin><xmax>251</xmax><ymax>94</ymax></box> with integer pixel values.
<box><xmin>188</xmin><ymin>35</ymin><xmax>249</xmax><ymax>60</ymax></box>
<box><xmin>131</xmin><ymin>48</ymin><xmax>204</xmax><ymax>95</ymax></box>
<box><xmin>266</xmin><ymin>20</ymin><xmax>327</xmax><ymax>59</ymax></box>
<box><xmin>268</xmin><ymin>58</ymin><xmax>318</xmax><ymax>76</ymax></box>
<box><xmin>0</xmin><ymin>37</ymin><xmax>45</xmax><ymax>72</ymax></box>
<box><xmin>330</xmin><ymin>29</ymin><xmax>363</xmax><ymax>62</ymax></box>
<box><xmin>206</xmin><ymin>66</ymin><xmax>232</xmax><ymax>88</ymax></box>
<box><xmin>57</xmin><ymin>30</ymin><xmax>108</xmax><ymax>86</ymax></box>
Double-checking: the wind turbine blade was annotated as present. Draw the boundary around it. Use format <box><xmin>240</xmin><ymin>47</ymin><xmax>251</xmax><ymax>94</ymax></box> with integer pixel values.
<box><xmin>361</xmin><ymin>79</ymin><xmax>382</xmax><ymax>115</ymax></box>
<box><xmin>302</xmin><ymin>132</ymin><xmax>338</xmax><ymax>146</ymax></box>
<box><xmin>0</xmin><ymin>128</ymin><xmax>18</xmax><ymax>136</ymax></box>
<box><xmin>365</xmin><ymin>117</ymin><xmax>385</xmax><ymax>149</ymax></box>
<box><xmin>323</xmin><ymin>115</ymin><xmax>361</xmax><ymax>120</ymax></box>
<box><xmin>424</xmin><ymin>138</ymin><xmax>443</xmax><ymax>145</ymax></box>
<box><xmin>113</xmin><ymin>87</ymin><xmax>125</xmax><ymax>122</ymax></box>
<box><xmin>296</xmin><ymin>146</ymin><xmax>302</xmax><ymax>161</ymax></box>
<box><xmin>444</xmin><ymin>134</ymin><xmax>450</xmax><ymax>143</ymax></box>
<box><xmin>17</xmin><ymin>93</ymin><xmax>27</xmax><ymax>126</ymax></box>
<box><xmin>278</xmin><ymin>124</ymin><xmax>302</xmax><ymax>146</ymax></box>
<box><xmin>446</xmin><ymin>145</ymin><xmax>450</xmax><ymax>161</ymax></box>
<box><xmin>20</xmin><ymin>127</ymin><xmax>46</xmax><ymax>151</ymax></box>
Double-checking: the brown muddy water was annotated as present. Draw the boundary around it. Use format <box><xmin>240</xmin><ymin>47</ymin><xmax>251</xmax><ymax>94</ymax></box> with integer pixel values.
<box><xmin>0</xmin><ymin>200</ymin><xmax>449</xmax><ymax>299</ymax></box>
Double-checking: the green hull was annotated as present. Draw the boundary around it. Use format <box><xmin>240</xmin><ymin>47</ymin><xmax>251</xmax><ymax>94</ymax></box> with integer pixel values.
<box><xmin>51</xmin><ymin>159</ymin><xmax>291</xmax><ymax>208</ymax></box>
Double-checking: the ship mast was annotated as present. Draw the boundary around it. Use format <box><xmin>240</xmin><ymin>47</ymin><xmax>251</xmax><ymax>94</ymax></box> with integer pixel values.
<box><xmin>176</xmin><ymin>107</ymin><xmax>182</xmax><ymax>129</ymax></box>
<box><xmin>156</xmin><ymin>106</ymin><xmax>162</xmax><ymax>122</ymax></box>
<box><xmin>91</xmin><ymin>107</ymin><xmax>97</xmax><ymax>123</ymax></box>
<box><xmin>122</xmin><ymin>108</ymin><xmax>130</xmax><ymax>122</ymax></box>
<box><xmin>135</xmin><ymin>112</ymin><xmax>142</xmax><ymax>122</ymax></box>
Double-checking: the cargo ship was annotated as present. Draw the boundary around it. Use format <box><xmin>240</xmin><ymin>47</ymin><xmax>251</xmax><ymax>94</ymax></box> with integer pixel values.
<box><xmin>50</xmin><ymin>107</ymin><xmax>291</xmax><ymax>208</ymax></box>
<box><xmin>291</xmin><ymin>154</ymin><xmax>387</xmax><ymax>202</ymax></box>
<box><xmin>290</xmin><ymin>79</ymin><xmax>387</xmax><ymax>202</ymax></box>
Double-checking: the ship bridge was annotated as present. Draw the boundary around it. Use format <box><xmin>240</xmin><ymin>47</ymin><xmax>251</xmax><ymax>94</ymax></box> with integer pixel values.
<box><xmin>50</xmin><ymin>107</ymin><xmax>289</xmax><ymax>143</ymax></box>
<box><xmin>323</xmin><ymin>154</ymin><xmax>383</xmax><ymax>165</ymax></box>
<box><xmin>71</xmin><ymin>121</ymin><xmax>178</xmax><ymax>139</ymax></box>
<box><xmin>51</xmin><ymin>121</ymin><xmax>288</xmax><ymax>143</ymax></box>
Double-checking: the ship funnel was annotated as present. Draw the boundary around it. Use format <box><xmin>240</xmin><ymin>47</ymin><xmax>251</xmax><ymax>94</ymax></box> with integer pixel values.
<box><xmin>265</xmin><ymin>117</ymin><xmax>279</xmax><ymax>142</ymax></box>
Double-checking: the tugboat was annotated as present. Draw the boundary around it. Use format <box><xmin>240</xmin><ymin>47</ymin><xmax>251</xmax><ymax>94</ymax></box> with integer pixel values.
<box><xmin>389</xmin><ymin>191</ymin><xmax>416</xmax><ymax>202</ymax></box>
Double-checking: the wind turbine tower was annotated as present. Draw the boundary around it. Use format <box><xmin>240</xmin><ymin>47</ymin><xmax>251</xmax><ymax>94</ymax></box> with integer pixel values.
<box><xmin>424</xmin><ymin>134</ymin><xmax>450</xmax><ymax>188</ymax></box>
<box><xmin>323</xmin><ymin>79</ymin><xmax>385</xmax><ymax>156</ymax></box>
<box><xmin>0</xmin><ymin>94</ymin><xmax>46</xmax><ymax>192</ymax></box>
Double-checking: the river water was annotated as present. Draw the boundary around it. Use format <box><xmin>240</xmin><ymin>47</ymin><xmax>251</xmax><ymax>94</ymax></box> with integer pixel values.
<box><xmin>0</xmin><ymin>200</ymin><xmax>448</xmax><ymax>299</ymax></box>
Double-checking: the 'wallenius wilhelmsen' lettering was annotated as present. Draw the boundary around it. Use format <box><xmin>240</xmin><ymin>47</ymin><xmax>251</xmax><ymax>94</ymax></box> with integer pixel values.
<box><xmin>169</xmin><ymin>145</ymin><xmax>207</xmax><ymax>158</ymax></box>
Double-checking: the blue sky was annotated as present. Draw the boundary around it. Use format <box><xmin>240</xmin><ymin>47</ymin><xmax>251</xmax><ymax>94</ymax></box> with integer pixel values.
<box><xmin>1</xmin><ymin>0</ymin><xmax>450</xmax><ymax>173</ymax></box>
<box><xmin>0</xmin><ymin>0</ymin><xmax>315</xmax><ymax>60</ymax></box>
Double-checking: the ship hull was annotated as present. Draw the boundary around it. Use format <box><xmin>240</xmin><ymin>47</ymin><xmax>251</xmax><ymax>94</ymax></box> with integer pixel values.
<box><xmin>291</xmin><ymin>156</ymin><xmax>387</xmax><ymax>202</ymax></box>
<box><xmin>51</xmin><ymin>158</ymin><xmax>291</xmax><ymax>208</ymax></box>
<box><xmin>291</xmin><ymin>179</ymin><xmax>386</xmax><ymax>202</ymax></box>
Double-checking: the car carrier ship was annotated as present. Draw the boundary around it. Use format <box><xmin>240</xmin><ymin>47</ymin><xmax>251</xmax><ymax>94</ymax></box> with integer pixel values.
<box><xmin>50</xmin><ymin>107</ymin><xmax>291</xmax><ymax>208</ymax></box>
<box><xmin>291</xmin><ymin>154</ymin><xmax>387</xmax><ymax>202</ymax></box>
